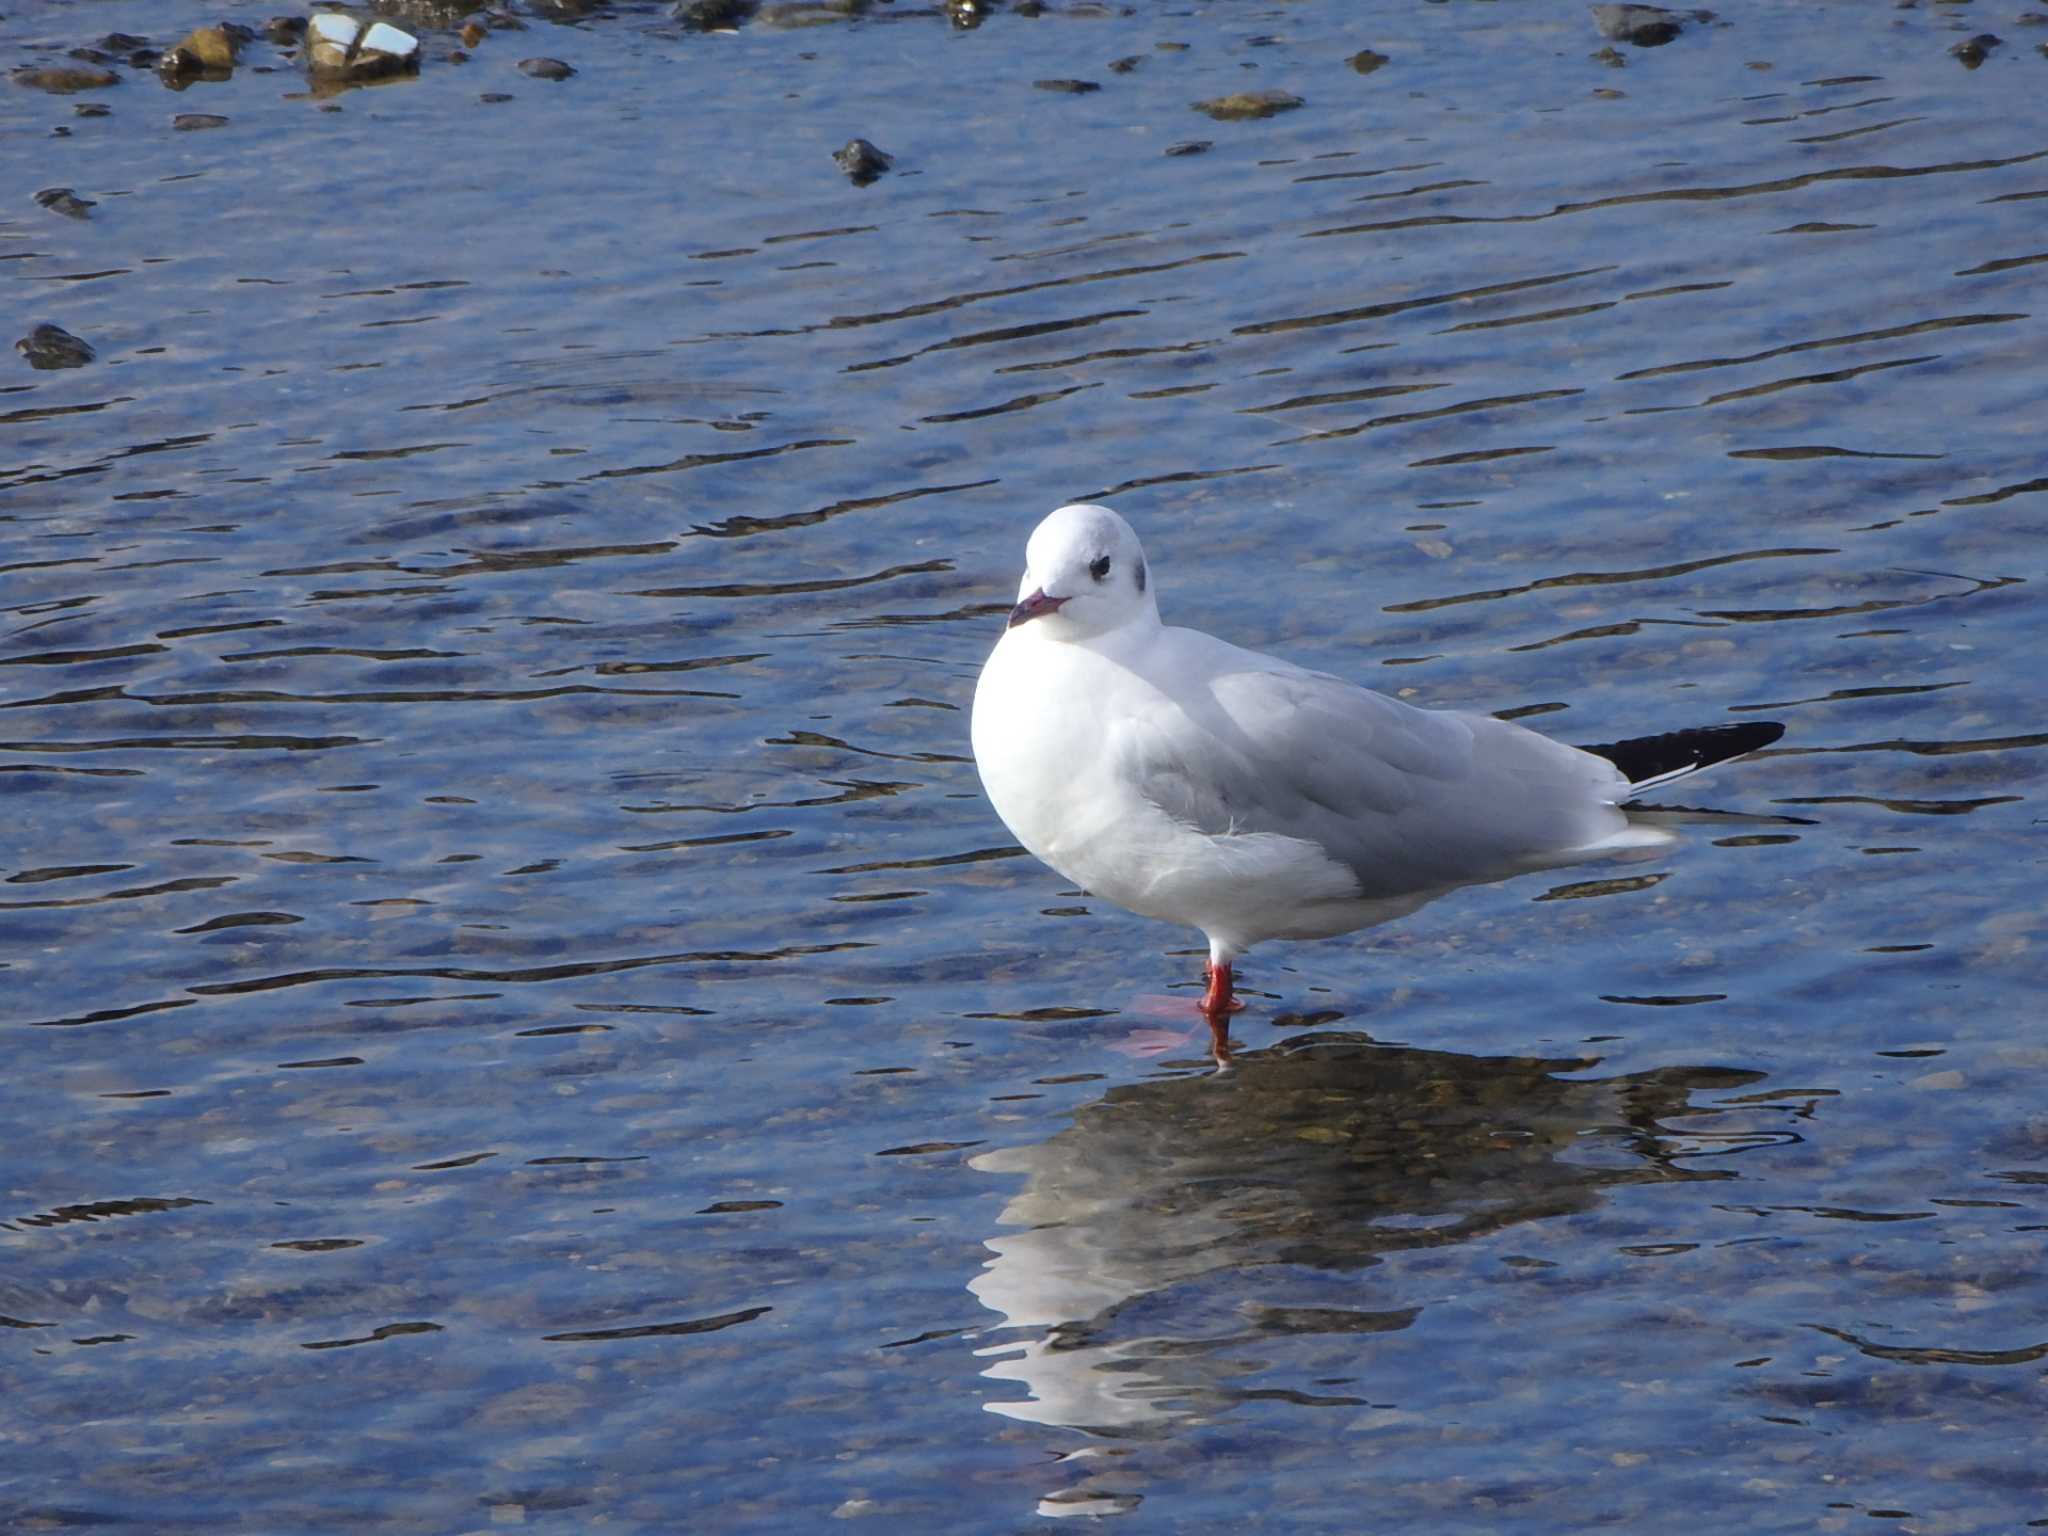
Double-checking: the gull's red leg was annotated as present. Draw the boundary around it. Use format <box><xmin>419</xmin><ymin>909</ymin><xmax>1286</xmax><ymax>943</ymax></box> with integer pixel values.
<box><xmin>1201</xmin><ymin>959</ymin><xmax>1235</xmax><ymax>1016</ymax></box>
<box><xmin>1201</xmin><ymin>960</ymin><xmax>1242</xmax><ymax>1065</ymax></box>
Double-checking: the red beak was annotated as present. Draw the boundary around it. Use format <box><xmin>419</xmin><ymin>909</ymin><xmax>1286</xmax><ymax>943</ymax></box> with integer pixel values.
<box><xmin>1007</xmin><ymin>589</ymin><xmax>1068</xmax><ymax>628</ymax></box>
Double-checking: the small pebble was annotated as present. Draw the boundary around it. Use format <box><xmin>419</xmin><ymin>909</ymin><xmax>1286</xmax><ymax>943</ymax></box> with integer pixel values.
<box><xmin>16</xmin><ymin>324</ymin><xmax>96</xmax><ymax>371</ymax></box>
<box><xmin>173</xmin><ymin>113</ymin><xmax>230</xmax><ymax>130</ymax></box>
<box><xmin>35</xmin><ymin>187</ymin><xmax>96</xmax><ymax>219</ymax></box>
<box><xmin>1034</xmin><ymin>78</ymin><xmax>1100</xmax><ymax>94</ymax></box>
<box><xmin>833</xmin><ymin>137</ymin><xmax>892</xmax><ymax>185</ymax></box>
<box><xmin>1950</xmin><ymin>33</ymin><xmax>2001</xmax><ymax>66</ymax></box>
<box><xmin>11</xmin><ymin>64</ymin><xmax>121</xmax><ymax>94</ymax></box>
<box><xmin>1194</xmin><ymin>89</ymin><xmax>1303</xmax><ymax>121</ymax></box>
<box><xmin>518</xmin><ymin>56</ymin><xmax>576</xmax><ymax>80</ymax></box>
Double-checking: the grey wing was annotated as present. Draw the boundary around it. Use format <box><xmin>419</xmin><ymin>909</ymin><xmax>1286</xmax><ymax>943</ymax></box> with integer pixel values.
<box><xmin>1122</xmin><ymin>650</ymin><xmax>1632</xmax><ymax>899</ymax></box>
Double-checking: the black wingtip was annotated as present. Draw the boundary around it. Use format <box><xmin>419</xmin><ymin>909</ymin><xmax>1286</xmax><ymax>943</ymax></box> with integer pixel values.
<box><xmin>1579</xmin><ymin>721</ymin><xmax>1784</xmax><ymax>786</ymax></box>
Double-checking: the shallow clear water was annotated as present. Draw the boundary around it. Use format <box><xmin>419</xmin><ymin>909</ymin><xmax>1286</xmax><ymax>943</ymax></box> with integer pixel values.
<box><xmin>3</xmin><ymin>1</ymin><xmax>2044</xmax><ymax>1530</ymax></box>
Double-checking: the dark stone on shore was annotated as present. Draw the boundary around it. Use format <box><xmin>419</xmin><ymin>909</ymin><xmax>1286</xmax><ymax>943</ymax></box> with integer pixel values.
<box><xmin>834</xmin><ymin>137</ymin><xmax>892</xmax><ymax>185</ymax></box>
<box><xmin>16</xmin><ymin>324</ymin><xmax>95</xmax><ymax>371</ymax></box>
<box><xmin>35</xmin><ymin>187</ymin><xmax>95</xmax><ymax>219</ymax></box>
<box><xmin>265</xmin><ymin>17</ymin><xmax>310</xmax><ymax>45</ymax></box>
<box><xmin>1592</xmin><ymin>4</ymin><xmax>1690</xmax><ymax>46</ymax></box>
<box><xmin>1950</xmin><ymin>33</ymin><xmax>2001</xmax><ymax>66</ymax></box>
<box><xmin>12</xmin><ymin>64</ymin><xmax>121</xmax><ymax>94</ymax></box>
<box><xmin>675</xmin><ymin>0</ymin><xmax>757</xmax><ymax>28</ymax></box>
<box><xmin>173</xmin><ymin>113</ymin><xmax>230</xmax><ymax>130</ymax></box>
<box><xmin>1349</xmin><ymin>49</ymin><xmax>1389</xmax><ymax>75</ymax></box>
<box><xmin>1194</xmin><ymin>89</ymin><xmax>1303</xmax><ymax>121</ymax></box>
<box><xmin>1035</xmin><ymin>78</ymin><xmax>1100</xmax><ymax>93</ymax></box>
<box><xmin>1165</xmin><ymin>140</ymin><xmax>1212</xmax><ymax>156</ymax></box>
<box><xmin>518</xmin><ymin>56</ymin><xmax>576</xmax><ymax>79</ymax></box>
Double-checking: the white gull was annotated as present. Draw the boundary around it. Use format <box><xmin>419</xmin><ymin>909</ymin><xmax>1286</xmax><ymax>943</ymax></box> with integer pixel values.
<box><xmin>970</xmin><ymin>502</ymin><xmax>1782</xmax><ymax>1059</ymax></box>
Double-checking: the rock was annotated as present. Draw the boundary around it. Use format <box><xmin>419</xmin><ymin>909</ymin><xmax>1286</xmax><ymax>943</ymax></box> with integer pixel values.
<box><xmin>833</xmin><ymin>137</ymin><xmax>892</xmax><ymax>185</ymax></box>
<box><xmin>1193</xmin><ymin>89</ymin><xmax>1303</xmax><ymax>121</ymax></box>
<box><xmin>97</xmin><ymin>32</ymin><xmax>150</xmax><ymax>51</ymax></box>
<box><xmin>1034</xmin><ymin>78</ymin><xmax>1100</xmax><ymax>93</ymax></box>
<box><xmin>758</xmin><ymin>0</ymin><xmax>868</xmax><ymax>27</ymax></box>
<box><xmin>11</xmin><ymin>64</ymin><xmax>121</xmax><ymax>94</ymax></box>
<box><xmin>1593</xmin><ymin>44</ymin><xmax>1627</xmax><ymax>66</ymax></box>
<box><xmin>1950</xmin><ymin>33</ymin><xmax>2001</xmax><ymax>66</ymax></box>
<box><xmin>460</xmin><ymin>21</ymin><xmax>488</xmax><ymax>47</ymax></box>
<box><xmin>34</xmin><ymin>187</ymin><xmax>95</xmax><ymax>219</ymax></box>
<box><xmin>16</xmin><ymin>324</ymin><xmax>95</xmax><ymax>371</ymax></box>
<box><xmin>368</xmin><ymin>0</ymin><xmax>476</xmax><ymax>24</ymax></box>
<box><xmin>480</xmin><ymin>90</ymin><xmax>513</xmax><ymax>102</ymax></box>
<box><xmin>305</xmin><ymin>14</ymin><xmax>420</xmax><ymax>80</ymax></box>
<box><xmin>159</xmin><ymin>25</ymin><xmax>240</xmax><ymax>81</ymax></box>
<box><xmin>676</xmin><ymin>0</ymin><xmax>758</xmax><ymax>26</ymax></box>
<box><xmin>173</xmin><ymin>112</ymin><xmax>230</xmax><ymax>130</ymax></box>
<box><xmin>1349</xmin><ymin>48</ymin><xmax>1390</xmax><ymax>74</ymax></box>
<box><xmin>1164</xmin><ymin>139</ymin><xmax>1212</xmax><ymax>156</ymax></box>
<box><xmin>946</xmin><ymin>0</ymin><xmax>989</xmax><ymax>26</ymax></box>
<box><xmin>1108</xmin><ymin>55</ymin><xmax>1142</xmax><ymax>73</ymax></box>
<box><xmin>517</xmin><ymin>57</ymin><xmax>575</xmax><ymax>79</ymax></box>
<box><xmin>73</xmin><ymin>102</ymin><xmax>112</xmax><ymax>118</ymax></box>
<box><xmin>1592</xmin><ymin>4</ymin><xmax>1690</xmax><ymax>45</ymax></box>
<box><xmin>265</xmin><ymin>17</ymin><xmax>310</xmax><ymax>45</ymax></box>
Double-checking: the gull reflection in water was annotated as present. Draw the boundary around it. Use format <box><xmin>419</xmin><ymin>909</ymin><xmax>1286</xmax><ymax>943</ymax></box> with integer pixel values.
<box><xmin>967</xmin><ymin>1030</ymin><xmax>1770</xmax><ymax>1518</ymax></box>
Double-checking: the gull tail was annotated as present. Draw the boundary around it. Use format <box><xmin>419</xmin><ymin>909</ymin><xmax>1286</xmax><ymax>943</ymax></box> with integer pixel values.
<box><xmin>1580</xmin><ymin>721</ymin><xmax>1784</xmax><ymax>797</ymax></box>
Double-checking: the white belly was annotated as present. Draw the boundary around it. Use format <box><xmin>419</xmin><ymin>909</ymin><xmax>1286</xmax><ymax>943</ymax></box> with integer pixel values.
<box><xmin>971</xmin><ymin>626</ymin><xmax>1363</xmax><ymax>959</ymax></box>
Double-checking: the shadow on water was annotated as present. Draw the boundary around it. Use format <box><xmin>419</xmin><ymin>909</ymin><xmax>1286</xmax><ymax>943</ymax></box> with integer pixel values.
<box><xmin>968</xmin><ymin>1031</ymin><xmax>1780</xmax><ymax>1516</ymax></box>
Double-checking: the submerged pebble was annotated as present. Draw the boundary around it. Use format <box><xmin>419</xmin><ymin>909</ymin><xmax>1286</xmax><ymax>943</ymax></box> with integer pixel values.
<box><xmin>1194</xmin><ymin>89</ymin><xmax>1303</xmax><ymax>121</ymax></box>
<box><xmin>518</xmin><ymin>57</ymin><xmax>576</xmax><ymax>79</ymax></box>
<box><xmin>675</xmin><ymin>0</ymin><xmax>759</xmax><ymax>28</ymax></box>
<box><xmin>35</xmin><ymin>187</ymin><xmax>96</xmax><ymax>219</ymax></box>
<box><xmin>1950</xmin><ymin>34</ymin><xmax>2001</xmax><ymax>67</ymax></box>
<box><xmin>11</xmin><ymin>64</ymin><xmax>121</xmax><ymax>94</ymax></box>
<box><xmin>173</xmin><ymin>113</ymin><xmax>230</xmax><ymax>130</ymax></box>
<box><xmin>833</xmin><ymin>137</ymin><xmax>892</xmax><ymax>184</ymax></box>
<box><xmin>1592</xmin><ymin>4</ymin><xmax>1691</xmax><ymax>46</ymax></box>
<box><xmin>16</xmin><ymin>324</ymin><xmax>96</xmax><ymax>370</ymax></box>
<box><xmin>1034</xmin><ymin>78</ymin><xmax>1100</xmax><ymax>94</ymax></box>
<box><xmin>758</xmin><ymin>1</ymin><xmax>869</xmax><ymax>27</ymax></box>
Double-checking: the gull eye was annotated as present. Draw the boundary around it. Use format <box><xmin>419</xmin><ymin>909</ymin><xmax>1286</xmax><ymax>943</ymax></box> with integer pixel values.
<box><xmin>1088</xmin><ymin>555</ymin><xmax>1111</xmax><ymax>582</ymax></box>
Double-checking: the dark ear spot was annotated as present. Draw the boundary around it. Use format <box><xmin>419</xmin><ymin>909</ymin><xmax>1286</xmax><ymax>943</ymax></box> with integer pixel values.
<box><xmin>1135</xmin><ymin>558</ymin><xmax>1146</xmax><ymax>594</ymax></box>
<box><xmin>1088</xmin><ymin>554</ymin><xmax>1111</xmax><ymax>582</ymax></box>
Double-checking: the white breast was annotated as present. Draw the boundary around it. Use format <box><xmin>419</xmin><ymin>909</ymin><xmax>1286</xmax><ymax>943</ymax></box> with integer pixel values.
<box><xmin>970</xmin><ymin>625</ymin><xmax>1360</xmax><ymax>958</ymax></box>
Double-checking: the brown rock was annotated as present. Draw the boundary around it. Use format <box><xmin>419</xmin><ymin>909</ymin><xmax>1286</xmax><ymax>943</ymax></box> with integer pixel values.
<box><xmin>1193</xmin><ymin>89</ymin><xmax>1303</xmax><ymax>121</ymax></box>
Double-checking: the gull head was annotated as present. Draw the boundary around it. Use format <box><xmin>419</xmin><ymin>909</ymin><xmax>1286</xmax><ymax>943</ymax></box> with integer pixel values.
<box><xmin>1007</xmin><ymin>502</ymin><xmax>1158</xmax><ymax>641</ymax></box>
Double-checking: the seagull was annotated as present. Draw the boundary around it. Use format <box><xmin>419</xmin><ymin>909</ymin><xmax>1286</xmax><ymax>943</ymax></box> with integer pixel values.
<box><xmin>970</xmin><ymin>503</ymin><xmax>1782</xmax><ymax>1061</ymax></box>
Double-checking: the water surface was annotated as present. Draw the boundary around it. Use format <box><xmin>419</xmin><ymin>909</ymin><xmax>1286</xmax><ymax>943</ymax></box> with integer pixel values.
<box><xmin>4</xmin><ymin>1</ymin><xmax>2044</xmax><ymax>1530</ymax></box>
